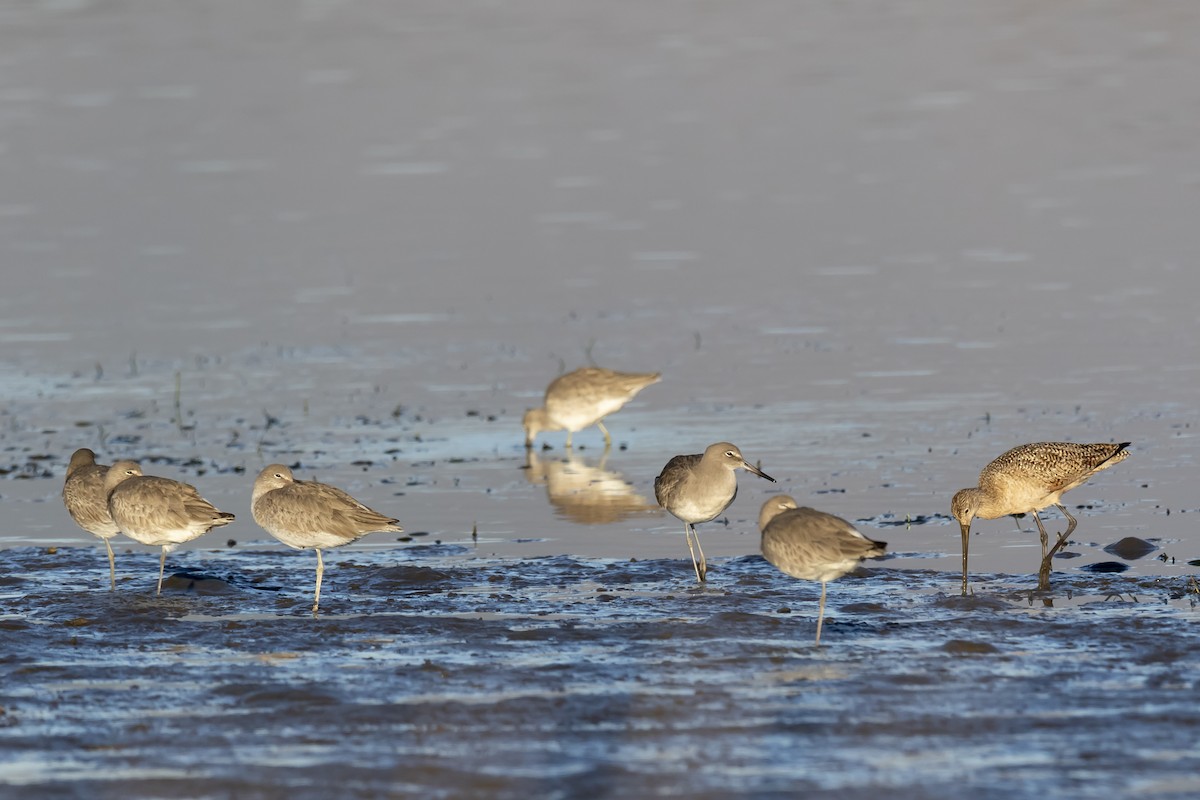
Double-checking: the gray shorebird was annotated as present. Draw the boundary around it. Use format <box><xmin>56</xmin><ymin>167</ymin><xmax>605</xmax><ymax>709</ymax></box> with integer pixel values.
<box><xmin>952</xmin><ymin>441</ymin><xmax>1131</xmax><ymax>594</ymax></box>
<box><xmin>759</xmin><ymin>496</ymin><xmax>887</xmax><ymax>645</ymax></box>
<box><xmin>62</xmin><ymin>448</ymin><xmax>122</xmax><ymax>590</ymax></box>
<box><xmin>654</xmin><ymin>442</ymin><xmax>775</xmax><ymax>582</ymax></box>
<box><xmin>251</xmin><ymin>464</ymin><xmax>404</xmax><ymax>615</ymax></box>
<box><xmin>523</xmin><ymin>367</ymin><xmax>661</xmax><ymax>449</ymax></box>
<box><xmin>104</xmin><ymin>460</ymin><xmax>235</xmax><ymax>594</ymax></box>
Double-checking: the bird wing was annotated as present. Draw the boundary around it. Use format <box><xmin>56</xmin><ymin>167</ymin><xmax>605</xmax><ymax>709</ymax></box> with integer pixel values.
<box><xmin>112</xmin><ymin>476</ymin><xmax>231</xmax><ymax>531</ymax></box>
<box><xmin>653</xmin><ymin>453</ymin><xmax>701</xmax><ymax>506</ymax></box>
<box><xmin>981</xmin><ymin>442</ymin><xmax>1127</xmax><ymax>495</ymax></box>
<box><xmin>257</xmin><ymin>480</ymin><xmax>401</xmax><ymax>541</ymax></box>
<box><xmin>63</xmin><ymin>464</ymin><xmax>120</xmax><ymax>535</ymax></box>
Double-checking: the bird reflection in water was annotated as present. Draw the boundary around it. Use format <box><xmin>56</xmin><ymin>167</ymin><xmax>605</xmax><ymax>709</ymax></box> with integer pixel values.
<box><xmin>524</xmin><ymin>449</ymin><xmax>660</xmax><ymax>525</ymax></box>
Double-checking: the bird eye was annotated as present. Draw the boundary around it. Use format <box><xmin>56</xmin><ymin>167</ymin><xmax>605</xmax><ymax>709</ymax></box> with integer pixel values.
<box><xmin>725</xmin><ymin>451</ymin><xmax>735</xmax><ymax>458</ymax></box>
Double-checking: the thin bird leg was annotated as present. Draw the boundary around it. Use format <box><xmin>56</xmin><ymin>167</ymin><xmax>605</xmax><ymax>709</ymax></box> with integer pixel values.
<box><xmin>1032</xmin><ymin>512</ymin><xmax>1056</xmax><ymax>590</ymax></box>
<box><xmin>313</xmin><ymin>548</ymin><xmax>324</xmax><ymax>615</ymax></box>
<box><xmin>684</xmin><ymin>524</ymin><xmax>706</xmax><ymax>583</ymax></box>
<box><xmin>565</xmin><ymin>431</ymin><xmax>574</xmax><ymax>449</ymax></box>
<box><xmin>1044</xmin><ymin>505</ymin><xmax>1079</xmax><ymax>562</ymax></box>
<box><xmin>156</xmin><ymin>548</ymin><xmax>167</xmax><ymax>595</ymax></box>
<box><xmin>815</xmin><ymin>581</ymin><xmax>827</xmax><ymax>645</ymax></box>
<box><xmin>1030</xmin><ymin>513</ymin><xmax>1048</xmax><ymax>561</ymax></box>
<box><xmin>596</xmin><ymin>420</ymin><xmax>612</xmax><ymax>449</ymax></box>
<box><xmin>104</xmin><ymin>538</ymin><xmax>116</xmax><ymax>591</ymax></box>
<box><xmin>960</xmin><ymin>523</ymin><xmax>970</xmax><ymax>596</ymax></box>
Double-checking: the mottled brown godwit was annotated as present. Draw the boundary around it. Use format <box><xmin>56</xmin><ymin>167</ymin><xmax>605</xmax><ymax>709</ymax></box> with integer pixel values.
<box><xmin>952</xmin><ymin>441</ymin><xmax>1130</xmax><ymax>594</ymax></box>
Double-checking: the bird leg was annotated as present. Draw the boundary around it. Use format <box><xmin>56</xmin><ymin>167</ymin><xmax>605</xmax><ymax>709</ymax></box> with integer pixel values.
<box><xmin>1030</xmin><ymin>511</ymin><xmax>1049</xmax><ymax>562</ymax></box>
<box><xmin>104</xmin><ymin>539</ymin><xmax>116</xmax><ymax>591</ymax></box>
<box><xmin>313</xmin><ymin>548</ymin><xmax>324</xmax><ymax>616</ymax></box>
<box><xmin>596</xmin><ymin>420</ymin><xmax>612</xmax><ymax>449</ymax></box>
<box><xmin>1044</xmin><ymin>505</ymin><xmax>1078</xmax><ymax>563</ymax></box>
<box><xmin>959</xmin><ymin>522</ymin><xmax>971</xmax><ymax>596</ymax></box>
<box><xmin>565</xmin><ymin>431</ymin><xmax>574</xmax><ymax>449</ymax></box>
<box><xmin>1036</xmin><ymin>505</ymin><xmax>1080</xmax><ymax>589</ymax></box>
<box><xmin>156</xmin><ymin>548</ymin><xmax>167</xmax><ymax>595</ymax></box>
<box><xmin>1032</xmin><ymin>513</ymin><xmax>1054</xmax><ymax>590</ymax></box>
<box><xmin>684</xmin><ymin>524</ymin><xmax>707</xmax><ymax>583</ymax></box>
<box><xmin>815</xmin><ymin>581</ymin><xmax>827</xmax><ymax>645</ymax></box>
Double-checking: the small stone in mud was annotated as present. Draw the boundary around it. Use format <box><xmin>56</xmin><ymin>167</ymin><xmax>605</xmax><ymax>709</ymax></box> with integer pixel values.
<box><xmin>943</xmin><ymin>639</ymin><xmax>999</xmax><ymax>655</ymax></box>
<box><xmin>776</xmin><ymin>606</ymin><xmax>791</xmax><ymax>614</ymax></box>
<box><xmin>46</xmin><ymin>547</ymin><xmax>57</xmax><ymax>555</ymax></box>
<box><xmin>226</xmin><ymin>539</ymin><xmax>237</xmax><ymax>548</ymax></box>
<box><xmin>1103</xmin><ymin>537</ymin><xmax>1158</xmax><ymax>560</ymax></box>
<box><xmin>1080</xmin><ymin>561</ymin><xmax>1130</xmax><ymax>573</ymax></box>
<box><xmin>64</xmin><ymin>617</ymin><xmax>91</xmax><ymax>628</ymax></box>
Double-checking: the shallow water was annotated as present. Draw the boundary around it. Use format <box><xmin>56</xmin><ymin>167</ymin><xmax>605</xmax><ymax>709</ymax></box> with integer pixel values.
<box><xmin>3</xmin><ymin>0</ymin><xmax>1200</xmax><ymax>797</ymax></box>
<box><xmin>2</xmin><ymin>546</ymin><xmax>1198</xmax><ymax>799</ymax></box>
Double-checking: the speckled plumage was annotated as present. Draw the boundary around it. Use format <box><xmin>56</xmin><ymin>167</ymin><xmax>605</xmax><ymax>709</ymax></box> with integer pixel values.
<box><xmin>952</xmin><ymin>441</ymin><xmax>1130</xmax><ymax>594</ymax></box>
<box><xmin>654</xmin><ymin>442</ymin><xmax>775</xmax><ymax>582</ymax></box>
<box><xmin>759</xmin><ymin>495</ymin><xmax>887</xmax><ymax>645</ymax></box>
<box><xmin>104</xmin><ymin>460</ymin><xmax>235</xmax><ymax>594</ymax></box>
<box><xmin>62</xmin><ymin>448</ymin><xmax>121</xmax><ymax>589</ymax></box>
<box><xmin>251</xmin><ymin>464</ymin><xmax>403</xmax><ymax>614</ymax></box>
<box><xmin>523</xmin><ymin>367</ymin><xmax>660</xmax><ymax>448</ymax></box>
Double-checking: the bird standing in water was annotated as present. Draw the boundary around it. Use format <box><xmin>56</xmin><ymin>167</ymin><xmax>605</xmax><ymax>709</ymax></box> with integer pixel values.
<box><xmin>523</xmin><ymin>367</ymin><xmax>661</xmax><ymax>449</ymax></box>
<box><xmin>252</xmin><ymin>464</ymin><xmax>404</xmax><ymax>615</ymax></box>
<box><xmin>104</xmin><ymin>460</ymin><xmax>235</xmax><ymax>594</ymax></box>
<box><xmin>655</xmin><ymin>442</ymin><xmax>775</xmax><ymax>582</ymax></box>
<box><xmin>952</xmin><ymin>441</ymin><xmax>1130</xmax><ymax>594</ymax></box>
<box><xmin>759</xmin><ymin>495</ymin><xmax>888</xmax><ymax>645</ymax></box>
<box><xmin>62</xmin><ymin>448</ymin><xmax>122</xmax><ymax>590</ymax></box>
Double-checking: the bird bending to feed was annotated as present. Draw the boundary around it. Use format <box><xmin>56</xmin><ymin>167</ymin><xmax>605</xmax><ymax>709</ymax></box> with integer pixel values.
<box><xmin>524</xmin><ymin>367</ymin><xmax>661</xmax><ymax>449</ymax></box>
<box><xmin>952</xmin><ymin>441</ymin><xmax>1130</xmax><ymax>595</ymax></box>
<box><xmin>759</xmin><ymin>496</ymin><xmax>887</xmax><ymax>645</ymax></box>
<box><xmin>62</xmin><ymin>448</ymin><xmax>122</xmax><ymax>590</ymax></box>
<box><xmin>654</xmin><ymin>442</ymin><xmax>775</xmax><ymax>582</ymax></box>
<box><xmin>104</xmin><ymin>460</ymin><xmax>235</xmax><ymax>594</ymax></box>
<box><xmin>252</xmin><ymin>464</ymin><xmax>404</xmax><ymax>615</ymax></box>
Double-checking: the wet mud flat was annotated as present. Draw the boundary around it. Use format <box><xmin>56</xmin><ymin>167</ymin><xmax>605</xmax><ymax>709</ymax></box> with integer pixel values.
<box><xmin>1</xmin><ymin>546</ymin><xmax>1198</xmax><ymax>799</ymax></box>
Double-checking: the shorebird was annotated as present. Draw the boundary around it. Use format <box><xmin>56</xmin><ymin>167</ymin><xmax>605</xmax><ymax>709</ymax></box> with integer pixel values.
<box><xmin>654</xmin><ymin>442</ymin><xmax>775</xmax><ymax>582</ymax></box>
<box><xmin>104</xmin><ymin>460</ymin><xmax>235</xmax><ymax>594</ymax></box>
<box><xmin>523</xmin><ymin>367</ymin><xmax>661</xmax><ymax>449</ymax></box>
<box><xmin>251</xmin><ymin>464</ymin><xmax>404</xmax><ymax>614</ymax></box>
<box><xmin>62</xmin><ymin>448</ymin><xmax>122</xmax><ymax>590</ymax></box>
<box><xmin>759</xmin><ymin>496</ymin><xmax>887</xmax><ymax>645</ymax></box>
<box><xmin>952</xmin><ymin>441</ymin><xmax>1131</xmax><ymax>594</ymax></box>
